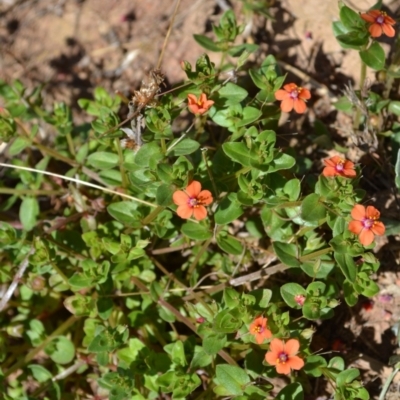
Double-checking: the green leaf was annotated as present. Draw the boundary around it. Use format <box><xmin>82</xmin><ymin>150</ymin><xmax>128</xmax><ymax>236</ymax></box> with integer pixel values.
<box><xmin>134</xmin><ymin>142</ymin><xmax>164</xmax><ymax>168</ymax></box>
<box><xmin>213</xmin><ymin>309</ymin><xmax>242</xmax><ymax>333</ymax></box>
<box><xmin>68</xmin><ymin>273</ymin><xmax>94</xmax><ymax>290</ymax></box>
<box><xmin>215</xmin><ymin>364</ymin><xmax>250</xmax><ymax>396</ymax></box>
<box><xmin>193</xmin><ymin>34</ymin><xmax>221</xmax><ymax>51</ymax></box>
<box><xmin>334</xmin><ymin>252</ymin><xmax>357</xmax><ymax>282</ymax></box>
<box><xmin>336</xmin><ymin>368</ymin><xmax>360</xmax><ymax>387</ymax></box>
<box><xmin>339</xmin><ymin>5</ymin><xmax>363</xmax><ymax>30</ymax></box>
<box><xmin>45</xmin><ymin>336</ymin><xmax>75</xmax><ymax>365</ymax></box>
<box><xmin>218</xmin><ymin>83</ymin><xmax>248</xmax><ymax>105</ymax></box>
<box><xmin>156</xmin><ymin>184</ymin><xmax>173</xmax><ymax>206</ymax></box>
<box><xmin>276</xmin><ymin>383</ymin><xmax>303</xmax><ymax>400</ymax></box>
<box><xmin>214</xmin><ymin>194</ymin><xmax>244</xmax><ymax>225</ymax></box>
<box><xmin>87</xmin><ymin>151</ymin><xmax>119</xmax><ymax>170</ymax></box>
<box><xmin>8</xmin><ymin>136</ymin><xmax>31</xmax><ymax>156</ymax></box>
<box><xmin>389</xmin><ymin>101</ymin><xmax>400</xmax><ymax>117</ymax></box>
<box><xmin>167</xmin><ymin>138</ymin><xmax>200</xmax><ymax>156</ymax></box>
<box><xmin>335</xmin><ymin>33</ymin><xmax>368</xmax><ymax>49</ymax></box>
<box><xmin>203</xmin><ymin>333</ymin><xmax>227</xmax><ymax>355</ymax></box>
<box><xmin>222</xmin><ymin>142</ymin><xmax>251</xmax><ymax>166</ymax></box>
<box><xmin>19</xmin><ymin>197</ymin><xmax>39</xmax><ymax>231</ymax></box>
<box><xmin>216</xmin><ymin>233</ymin><xmax>244</xmax><ymax>255</ymax></box>
<box><xmin>28</xmin><ymin>364</ymin><xmax>53</xmax><ymax>382</ymax></box>
<box><xmin>301</xmin><ymin>193</ymin><xmax>326</xmax><ymax>223</ymax></box>
<box><xmin>181</xmin><ymin>221</ymin><xmax>212</xmax><ymax>240</ymax></box>
<box><xmin>273</xmin><ymin>242</ymin><xmax>300</xmax><ymax>268</ymax></box>
<box><xmin>360</xmin><ymin>42</ymin><xmax>385</xmax><ymax>71</ymax></box>
<box><xmin>107</xmin><ymin>201</ymin><xmax>141</xmax><ymax>226</ymax></box>
<box><xmin>304</xmin><ymin>355</ymin><xmax>327</xmax><ymax>377</ymax></box>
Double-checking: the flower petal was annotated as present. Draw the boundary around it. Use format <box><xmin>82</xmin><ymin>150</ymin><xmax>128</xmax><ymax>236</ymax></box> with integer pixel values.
<box><xmin>360</xmin><ymin>12</ymin><xmax>376</xmax><ymax>23</ymax></box>
<box><xmin>348</xmin><ymin>220</ymin><xmax>364</xmax><ymax>235</ymax></box>
<box><xmin>269</xmin><ymin>338</ymin><xmax>285</xmax><ymax>355</ymax></box>
<box><xmin>187</xmin><ymin>94</ymin><xmax>198</xmax><ymax>104</ymax></box>
<box><xmin>287</xmin><ymin>355</ymin><xmax>305</xmax><ymax>371</ymax></box>
<box><xmin>365</xmin><ymin>205</ymin><xmax>380</xmax><ymax>219</ymax></box>
<box><xmin>276</xmin><ymin>362</ymin><xmax>291</xmax><ymax>375</ymax></box>
<box><xmin>265</xmin><ymin>351</ymin><xmax>278</xmax><ymax>366</ymax></box>
<box><xmin>193</xmin><ymin>206</ymin><xmax>207</xmax><ymax>221</ymax></box>
<box><xmin>283</xmin><ymin>83</ymin><xmax>298</xmax><ymax>92</ymax></box>
<box><xmin>173</xmin><ymin>190</ymin><xmax>189</xmax><ymax>206</ymax></box>
<box><xmin>382</xmin><ymin>23</ymin><xmax>395</xmax><ymax>37</ymax></box>
<box><xmin>285</xmin><ymin>339</ymin><xmax>300</xmax><ymax>356</ymax></box>
<box><xmin>351</xmin><ymin>204</ymin><xmax>366</xmax><ymax>221</ymax></box>
<box><xmin>299</xmin><ymin>88</ymin><xmax>311</xmax><ymax>100</ymax></box>
<box><xmin>359</xmin><ymin>229</ymin><xmax>375</xmax><ymax>246</ymax></box>
<box><xmin>255</xmin><ymin>333</ymin><xmax>265</xmax><ymax>344</ymax></box>
<box><xmin>186</xmin><ymin>181</ymin><xmax>202</xmax><ymax>197</ymax></box>
<box><xmin>369</xmin><ymin>24</ymin><xmax>383</xmax><ymax>37</ymax></box>
<box><xmin>293</xmin><ymin>99</ymin><xmax>307</xmax><ymax>114</ymax></box>
<box><xmin>275</xmin><ymin>90</ymin><xmax>289</xmax><ymax>101</ymax></box>
<box><xmin>176</xmin><ymin>205</ymin><xmax>193</xmax><ymax>219</ymax></box>
<box><xmin>198</xmin><ymin>190</ymin><xmax>213</xmax><ymax>205</ymax></box>
<box><xmin>280</xmin><ymin>98</ymin><xmax>294</xmax><ymax>112</ymax></box>
<box><xmin>371</xmin><ymin>221</ymin><xmax>385</xmax><ymax>236</ymax></box>
<box><xmin>343</xmin><ymin>168</ymin><xmax>357</xmax><ymax>178</ymax></box>
<box><xmin>188</xmin><ymin>104</ymin><xmax>200</xmax><ymax>114</ymax></box>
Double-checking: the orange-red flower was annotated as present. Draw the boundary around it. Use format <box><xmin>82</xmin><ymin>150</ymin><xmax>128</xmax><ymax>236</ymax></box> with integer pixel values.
<box><xmin>172</xmin><ymin>180</ymin><xmax>213</xmax><ymax>221</ymax></box>
<box><xmin>249</xmin><ymin>316</ymin><xmax>272</xmax><ymax>344</ymax></box>
<box><xmin>322</xmin><ymin>156</ymin><xmax>356</xmax><ymax>178</ymax></box>
<box><xmin>187</xmin><ymin>93</ymin><xmax>214</xmax><ymax>115</ymax></box>
<box><xmin>348</xmin><ymin>204</ymin><xmax>385</xmax><ymax>246</ymax></box>
<box><xmin>265</xmin><ymin>338</ymin><xmax>304</xmax><ymax>375</ymax></box>
<box><xmin>360</xmin><ymin>9</ymin><xmax>396</xmax><ymax>38</ymax></box>
<box><xmin>274</xmin><ymin>83</ymin><xmax>311</xmax><ymax>114</ymax></box>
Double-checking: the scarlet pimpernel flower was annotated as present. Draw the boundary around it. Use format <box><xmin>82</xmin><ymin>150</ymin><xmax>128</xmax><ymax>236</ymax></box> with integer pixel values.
<box><xmin>187</xmin><ymin>93</ymin><xmax>214</xmax><ymax>115</ymax></box>
<box><xmin>360</xmin><ymin>9</ymin><xmax>396</xmax><ymax>38</ymax></box>
<box><xmin>172</xmin><ymin>180</ymin><xmax>213</xmax><ymax>221</ymax></box>
<box><xmin>265</xmin><ymin>338</ymin><xmax>304</xmax><ymax>375</ymax></box>
<box><xmin>348</xmin><ymin>204</ymin><xmax>385</xmax><ymax>246</ymax></box>
<box><xmin>249</xmin><ymin>316</ymin><xmax>272</xmax><ymax>344</ymax></box>
<box><xmin>322</xmin><ymin>156</ymin><xmax>356</xmax><ymax>178</ymax></box>
<box><xmin>274</xmin><ymin>83</ymin><xmax>311</xmax><ymax>114</ymax></box>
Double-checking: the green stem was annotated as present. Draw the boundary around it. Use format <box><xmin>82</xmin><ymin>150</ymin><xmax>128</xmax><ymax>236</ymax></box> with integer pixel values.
<box><xmin>5</xmin><ymin>316</ymin><xmax>80</xmax><ymax>377</ymax></box>
<box><xmin>0</xmin><ymin>188</ymin><xmax>64</xmax><ymax>196</ymax></box>
<box><xmin>353</xmin><ymin>56</ymin><xmax>367</xmax><ymax>130</ymax></box>
<box><xmin>114</xmin><ymin>138</ymin><xmax>129</xmax><ymax>188</ymax></box>
<box><xmin>66</xmin><ymin>132</ymin><xmax>76</xmax><ymax>157</ymax></box>
<box><xmin>379</xmin><ymin>367</ymin><xmax>400</xmax><ymax>400</ymax></box>
<box><xmin>160</xmin><ymin>138</ymin><xmax>167</xmax><ymax>154</ymax></box>
<box><xmin>300</xmin><ymin>247</ymin><xmax>333</xmax><ymax>262</ymax></box>
<box><xmin>141</xmin><ymin>206</ymin><xmax>165</xmax><ymax>226</ymax></box>
<box><xmin>202</xmin><ymin>149</ymin><xmax>219</xmax><ymax>198</ymax></box>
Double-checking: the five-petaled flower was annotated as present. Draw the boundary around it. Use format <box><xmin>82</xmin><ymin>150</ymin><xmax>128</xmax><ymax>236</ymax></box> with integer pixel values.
<box><xmin>187</xmin><ymin>93</ymin><xmax>214</xmax><ymax>115</ymax></box>
<box><xmin>249</xmin><ymin>316</ymin><xmax>272</xmax><ymax>344</ymax></box>
<box><xmin>274</xmin><ymin>83</ymin><xmax>311</xmax><ymax>114</ymax></box>
<box><xmin>322</xmin><ymin>156</ymin><xmax>356</xmax><ymax>178</ymax></box>
<box><xmin>265</xmin><ymin>338</ymin><xmax>304</xmax><ymax>375</ymax></box>
<box><xmin>172</xmin><ymin>180</ymin><xmax>213</xmax><ymax>221</ymax></box>
<box><xmin>348</xmin><ymin>204</ymin><xmax>385</xmax><ymax>246</ymax></box>
<box><xmin>360</xmin><ymin>9</ymin><xmax>396</xmax><ymax>38</ymax></box>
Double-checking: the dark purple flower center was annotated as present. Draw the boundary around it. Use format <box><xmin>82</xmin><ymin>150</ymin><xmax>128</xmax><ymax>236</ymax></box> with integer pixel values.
<box><xmin>362</xmin><ymin>218</ymin><xmax>374</xmax><ymax>229</ymax></box>
<box><xmin>278</xmin><ymin>352</ymin><xmax>289</xmax><ymax>363</ymax></box>
<box><xmin>290</xmin><ymin>89</ymin><xmax>299</xmax><ymax>99</ymax></box>
<box><xmin>376</xmin><ymin>15</ymin><xmax>384</xmax><ymax>24</ymax></box>
<box><xmin>188</xmin><ymin>197</ymin><xmax>199</xmax><ymax>208</ymax></box>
